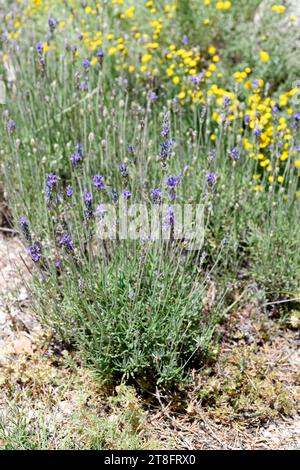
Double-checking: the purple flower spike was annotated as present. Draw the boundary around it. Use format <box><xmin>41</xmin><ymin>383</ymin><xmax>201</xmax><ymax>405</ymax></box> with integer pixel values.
<box><xmin>28</xmin><ymin>243</ymin><xmax>42</xmax><ymax>263</ymax></box>
<box><xmin>65</xmin><ymin>185</ymin><xmax>73</xmax><ymax>197</ymax></box>
<box><xmin>36</xmin><ymin>41</ymin><xmax>44</xmax><ymax>55</ymax></box>
<box><xmin>95</xmin><ymin>204</ymin><xmax>106</xmax><ymax>218</ymax></box>
<box><xmin>7</xmin><ymin>119</ymin><xmax>16</xmax><ymax>134</ymax></box>
<box><xmin>122</xmin><ymin>190</ymin><xmax>131</xmax><ymax>200</ymax></box>
<box><xmin>150</xmin><ymin>188</ymin><xmax>162</xmax><ymax>204</ymax></box>
<box><xmin>206</xmin><ymin>172</ymin><xmax>218</xmax><ymax>188</ymax></box>
<box><xmin>93</xmin><ymin>175</ymin><xmax>104</xmax><ymax>190</ymax></box>
<box><xmin>19</xmin><ymin>216</ymin><xmax>31</xmax><ymax>241</ymax></box>
<box><xmin>96</xmin><ymin>49</ymin><xmax>104</xmax><ymax>65</ymax></box>
<box><xmin>48</xmin><ymin>17</ymin><xmax>57</xmax><ymax>32</ymax></box>
<box><xmin>59</xmin><ymin>233</ymin><xmax>74</xmax><ymax>253</ymax></box>
<box><xmin>82</xmin><ymin>58</ymin><xmax>91</xmax><ymax>70</ymax></box>
<box><xmin>119</xmin><ymin>164</ymin><xmax>129</xmax><ymax>178</ymax></box>
<box><xmin>166</xmin><ymin>175</ymin><xmax>181</xmax><ymax>190</ymax></box>
<box><xmin>79</xmin><ymin>81</ymin><xmax>88</xmax><ymax>91</ymax></box>
<box><xmin>230</xmin><ymin>147</ymin><xmax>240</xmax><ymax>161</ymax></box>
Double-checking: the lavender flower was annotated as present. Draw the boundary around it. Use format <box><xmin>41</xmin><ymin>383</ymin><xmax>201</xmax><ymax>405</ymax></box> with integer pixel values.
<box><xmin>84</xmin><ymin>190</ymin><xmax>93</xmax><ymax>219</ymax></box>
<box><xmin>160</xmin><ymin>139</ymin><xmax>173</xmax><ymax>161</ymax></box>
<box><xmin>293</xmin><ymin>112</ymin><xmax>300</xmax><ymax>128</ymax></box>
<box><xmin>36</xmin><ymin>41</ymin><xmax>44</xmax><ymax>55</ymax></box>
<box><xmin>166</xmin><ymin>175</ymin><xmax>181</xmax><ymax>190</ymax></box>
<box><xmin>7</xmin><ymin>119</ymin><xmax>16</xmax><ymax>134</ymax></box>
<box><xmin>244</xmin><ymin>114</ymin><xmax>250</xmax><ymax>126</ymax></box>
<box><xmin>150</xmin><ymin>188</ymin><xmax>162</xmax><ymax>204</ymax></box>
<box><xmin>95</xmin><ymin>203</ymin><xmax>106</xmax><ymax>218</ymax></box>
<box><xmin>55</xmin><ymin>259</ymin><xmax>62</xmax><ymax>270</ymax></box>
<box><xmin>254</xmin><ymin>126</ymin><xmax>262</xmax><ymax>139</ymax></box>
<box><xmin>19</xmin><ymin>216</ymin><xmax>31</xmax><ymax>241</ymax></box>
<box><xmin>191</xmin><ymin>73</ymin><xmax>204</xmax><ymax>86</ymax></box>
<box><xmin>127</xmin><ymin>144</ymin><xmax>135</xmax><ymax>154</ymax></box>
<box><xmin>122</xmin><ymin>190</ymin><xmax>131</xmax><ymax>200</ymax></box>
<box><xmin>28</xmin><ymin>243</ymin><xmax>41</xmax><ymax>263</ymax></box>
<box><xmin>149</xmin><ymin>91</ymin><xmax>158</xmax><ymax>102</ymax></box>
<box><xmin>112</xmin><ymin>188</ymin><xmax>118</xmax><ymax>203</ymax></box>
<box><xmin>59</xmin><ymin>233</ymin><xmax>74</xmax><ymax>253</ymax></box>
<box><xmin>93</xmin><ymin>175</ymin><xmax>104</xmax><ymax>190</ymax></box>
<box><xmin>46</xmin><ymin>173</ymin><xmax>57</xmax><ymax>204</ymax></box>
<box><xmin>79</xmin><ymin>81</ymin><xmax>88</xmax><ymax>91</ymax></box>
<box><xmin>182</xmin><ymin>35</ymin><xmax>189</xmax><ymax>45</ymax></box>
<box><xmin>208</xmin><ymin>149</ymin><xmax>216</xmax><ymax>162</ymax></box>
<box><xmin>230</xmin><ymin>147</ymin><xmax>241</xmax><ymax>161</ymax></box>
<box><xmin>161</xmin><ymin>113</ymin><xmax>170</xmax><ymax>138</ymax></box>
<box><xmin>65</xmin><ymin>185</ymin><xmax>73</xmax><ymax>197</ymax></box>
<box><xmin>163</xmin><ymin>207</ymin><xmax>175</xmax><ymax>231</ymax></box>
<box><xmin>119</xmin><ymin>164</ymin><xmax>129</xmax><ymax>178</ymax></box>
<box><xmin>82</xmin><ymin>58</ymin><xmax>91</xmax><ymax>70</ymax></box>
<box><xmin>223</xmin><ymin>96</ymin><xmax>231</xmax><ymax>108</ymax></box>
<box><xmin>48</xmin><ymin>17</ymin><xmax>57</xmax><ymax>32</ymax></box>
<box><xmin>166</xmin><ymin>174</ymin><xmax>181</xmax><ymax>200</ymax></box>
<box><xmin>206</xmin><ymin>172</ymin><xmax>218</xmax><ymax>188</ymax></box>
<box><xmin>96</xmin><ymin>49</ymin><xmax>104</xmax><ymax>65</ymax></box>
<box><xmin>70</xmin><ymin>143</ymin><xmax>84</xmax><ymax>167</ymax></box>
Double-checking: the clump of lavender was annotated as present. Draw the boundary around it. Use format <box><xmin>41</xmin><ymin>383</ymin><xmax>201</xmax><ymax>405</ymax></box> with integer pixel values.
<box><xmin>93</xmin><ymin>175</ymin><xmax>105</xmax><ymax>190</ymax></box>
<box><xmin>70</xmin><ymin>143</ymin><xmax>84</xmax><ymax>167</ymax></box>
<box><xmin>150</xmin><ymin>188</ymin><xmax>162</xmax><ymax>204</ymax></box>
<box><xmin>19</xmin><ymin>216</ymin><xmax>31</xmax><ymax>241</ymax></box>
<box><xmin>45</xmin><ymin>173</ymin><xmax>57</xmax><ymax>204</ymax></box>
<box><xmin>59</xmin><ymin>233</ymin><xmax>74</xmax><ymax>253</ymax></box>
<box><xmin>166</xmin><ymin>174</ymin><xmax>181</xmax><ymax>200</ymax></box>
<box><xmin>28</xmin><ymin>243</ymin><xmax>42</xmax><ymax>263</ymax></box>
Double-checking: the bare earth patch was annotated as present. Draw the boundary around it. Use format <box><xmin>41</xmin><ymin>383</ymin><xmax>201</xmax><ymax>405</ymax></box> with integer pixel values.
<box><xmin>0</xmin><ymin>234</ymin><xmax>299</xmax><ymax>449</ymax></box>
